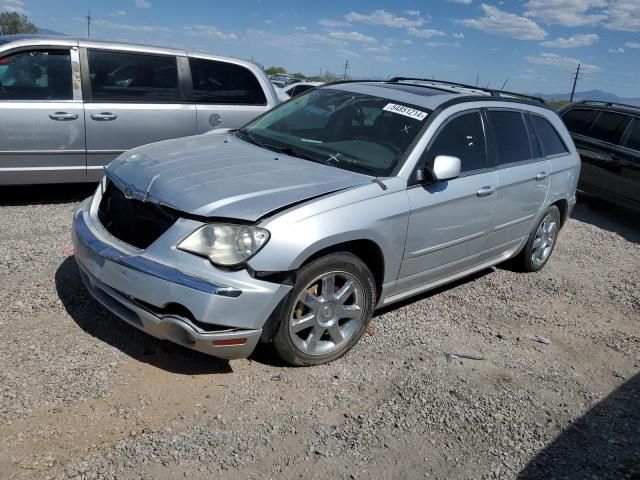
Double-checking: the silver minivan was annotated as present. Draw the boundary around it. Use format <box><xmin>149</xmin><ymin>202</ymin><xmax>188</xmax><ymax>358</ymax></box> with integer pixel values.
<box><xmin>0</xmin><ymin>35</ymin><xmax>278</xmax><ymax>185</ymax></box>
<box><xmin>73</xmin><ymin>79</ymin><xmax>580</xmax><ymax>366</ymax></box>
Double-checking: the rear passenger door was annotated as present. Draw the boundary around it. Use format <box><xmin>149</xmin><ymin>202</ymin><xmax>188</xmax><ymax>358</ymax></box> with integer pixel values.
<box><xmin>82</xmin><ymin>48</ymin><xmax>196</xmax><ymax>181</ymax></box>
<box><xmin>485</xmin><ymin>109</ymin><xmax>551</xmax><ymax>250</ymax></box>
<box><xmin>0</xmin><ymin>46</ymin><xmax>86</xmax><ymax>185</ymax></box>
<box><xmin>619</xmin><ymin>118</ymin><xmax>640</xmax><ymax>209</ymax></box>
<box><xmin>188</xmin><ymin>56</ymin><xmax>272</xmax><ymax>133</ymax></box>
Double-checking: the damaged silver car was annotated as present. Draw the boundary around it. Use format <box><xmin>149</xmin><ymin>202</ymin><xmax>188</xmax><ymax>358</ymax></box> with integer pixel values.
<box><xmin>73</xmin><ymin>79</ymin><xmax>579</xmax><ymax>365</ymax></box>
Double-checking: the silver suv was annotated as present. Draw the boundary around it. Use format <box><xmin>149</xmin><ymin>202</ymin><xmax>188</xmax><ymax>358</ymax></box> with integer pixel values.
<box><xmin>72</xmin><ymin>79</ymin><xmax>580</xmax><ymax>366</ymax></box>
<box><xmin>0</xmin><ymin>35</ymin><xmax>278</xmax><ymax>185</ymax></box>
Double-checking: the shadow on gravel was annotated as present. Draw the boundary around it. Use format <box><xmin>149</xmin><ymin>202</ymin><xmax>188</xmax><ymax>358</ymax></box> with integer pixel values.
<box><xmin>518</xmin><ymin>373</ymin><xmax>640</xmax><ymax>480</ymax></box>
<box><xmin>0</xmin><ymin>183</ymin><xmax>96</xmax><ymax>206</ymax></box>
<box><xmin>55</xmin><ymin>257</ymin><xmax>233</xmax><ymax>375</ymax></box>
<box><xmin>571</xmin><ymin>197</ymin><xmax>640</xmax><ymax>244</ymax></box>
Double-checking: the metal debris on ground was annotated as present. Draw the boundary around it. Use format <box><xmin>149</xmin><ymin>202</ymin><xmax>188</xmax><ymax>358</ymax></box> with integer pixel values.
<box><xmin>529</xmin><ymin>334</ymin><xmax>551</xmax><ymax>345</ymax></box>
<box><xmin>444</xmin><ymin>352</ymin><xmax>485</xmax><ymax>364</ymax></box>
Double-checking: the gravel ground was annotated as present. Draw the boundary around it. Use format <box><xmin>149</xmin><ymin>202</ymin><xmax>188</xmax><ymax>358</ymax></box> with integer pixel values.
<box><xmin>0</xmin><ymin>185</ymin><xmax>638</xmax><ymax>480</ymax></box>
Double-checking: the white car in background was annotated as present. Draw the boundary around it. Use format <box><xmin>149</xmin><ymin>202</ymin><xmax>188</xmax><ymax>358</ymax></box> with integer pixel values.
<box><xmin>275</xmin><ymin>81</ymin><xmax>323</xmax><ymax>102</ymax></box>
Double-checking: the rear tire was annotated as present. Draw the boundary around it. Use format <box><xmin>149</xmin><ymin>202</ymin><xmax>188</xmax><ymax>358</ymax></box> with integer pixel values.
<box><xmin>514</xmin><ymin>205</ymin><xmax>561</xmax><ymax>272</ymax></box>
<box><xmin>272</xmin><ymin>252</ymin><xmax>376</xmax><ymax>366</ymax></box>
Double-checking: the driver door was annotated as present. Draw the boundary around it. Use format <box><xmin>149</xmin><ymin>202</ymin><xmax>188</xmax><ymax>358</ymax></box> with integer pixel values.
<box><xmin>397</xmin><ymin>110</ymin><xmax>498</xmax><ymax>294</ymax></box>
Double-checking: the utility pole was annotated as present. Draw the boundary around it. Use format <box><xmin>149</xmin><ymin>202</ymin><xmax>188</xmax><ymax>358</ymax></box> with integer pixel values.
<box><xmin>475</xmin><ymin>73</ymin><xmax>479</xmax><ymax>87</ymax></box>
<box><xmin>570</xmin><ymin>63</ymin><xmax>581</xmax><ymax>103</ymax></box>
<box><xmin>342</xmin><ymin>59</ymin><xmax>350</xmax><ymax>80</ymax></box>
<box><xmin>86</xmin><ymin>11</ymin><xmax>91</xmax><ymax>38</ymax></box>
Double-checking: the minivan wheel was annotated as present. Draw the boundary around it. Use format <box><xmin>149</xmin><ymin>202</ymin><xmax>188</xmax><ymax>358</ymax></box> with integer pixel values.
<box><xmin>272</xmin><ymin>252</ymin><xmax>376</xmax><ymax>366</ymax></box>
<box><xmin>517</xmin><ymin>206</ymin><xmax>561</xmax><ymax>272</ymax></box>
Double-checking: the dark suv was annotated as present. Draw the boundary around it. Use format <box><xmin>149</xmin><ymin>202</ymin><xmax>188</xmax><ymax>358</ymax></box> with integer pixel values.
<box><xmin>559</xmin><ymin>101</ymin><xmax>640</xmax><ymax>212</ymax></box>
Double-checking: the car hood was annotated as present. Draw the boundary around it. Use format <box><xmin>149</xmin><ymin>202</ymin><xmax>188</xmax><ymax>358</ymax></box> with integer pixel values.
<box><xmin>105</xmin><ymin>132</ymin><xmax>371</xmax><ymax>221</ymax></box>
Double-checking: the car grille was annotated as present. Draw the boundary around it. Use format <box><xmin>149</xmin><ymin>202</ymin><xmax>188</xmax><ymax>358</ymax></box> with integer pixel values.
<box><xmin>97</xmin><ymin>182</ymin><xmax>178</xmax><ymax>249</ymax></box>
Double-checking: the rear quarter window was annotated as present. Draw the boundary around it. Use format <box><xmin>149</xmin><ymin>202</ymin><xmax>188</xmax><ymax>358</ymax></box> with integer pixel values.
<box><xmin>189</xmin><ymin>58</ymin><xmax>267</xmax><ymax>105</ymax></box>
<box><xmin>623</xmin><ymin>118</ymin><xmax>640</xmax><ymax>151</ymax></box>
<box><xmin>561</xmin><ymin>108</ymin><xmax>598</xmax><ymax>135</ymax></box>
<box><xmin>531</xmin><ymin>114</ymin><xmax>568</xmax><ymax>156</ymax></box>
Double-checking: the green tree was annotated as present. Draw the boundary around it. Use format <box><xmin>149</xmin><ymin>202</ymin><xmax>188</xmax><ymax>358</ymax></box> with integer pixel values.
<box><xmin>0</xmin><ymin>11</ymin><xmax>37</xmax><ymax>35</ymax></box>
<box><xmin>265</xmin><ymin>66</ymin><xmax>287</xmax><ymax>76</ymax></box>
<box><xmin>291</xmin><ymin>72</ymin><xmax>307</xmax><ymax>80</ymax></box>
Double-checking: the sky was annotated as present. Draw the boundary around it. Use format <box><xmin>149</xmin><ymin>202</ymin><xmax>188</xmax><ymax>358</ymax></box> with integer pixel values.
<box><xmin>1</xmin><ymin>0</ymin><xmax>639</xmax><ymax>97</ymax></box>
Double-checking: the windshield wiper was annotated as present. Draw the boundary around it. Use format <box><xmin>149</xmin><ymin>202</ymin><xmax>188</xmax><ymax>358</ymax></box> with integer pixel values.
<box><xmin>262</xmin><ymin>143</ymin><xmax>317</xmax><ymax>162</ymax></box>
<box><xmin>236</xmin><ymin>128</ymin><xmax>264</xmax><ymax>148</ymax></box>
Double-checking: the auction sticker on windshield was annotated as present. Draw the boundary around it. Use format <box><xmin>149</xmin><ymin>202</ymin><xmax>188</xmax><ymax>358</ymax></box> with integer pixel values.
<box><xmin>383</xmin><ymin>103</ymin><xmax>428</xmax><ymax>121</ymax></box>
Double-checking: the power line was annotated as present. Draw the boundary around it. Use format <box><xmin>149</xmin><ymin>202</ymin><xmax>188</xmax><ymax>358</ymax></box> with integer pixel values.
<box><xmin>570</xmin><ymin>63</ymin><xmax>580</xmax><ymax>103</ymax></box>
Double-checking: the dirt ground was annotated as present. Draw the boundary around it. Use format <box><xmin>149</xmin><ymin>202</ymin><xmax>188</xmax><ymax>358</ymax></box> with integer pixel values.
<box><xmin>0</xmin><ymin>185</ymin><xmax>638</xmax><ymax>480</ymax></box>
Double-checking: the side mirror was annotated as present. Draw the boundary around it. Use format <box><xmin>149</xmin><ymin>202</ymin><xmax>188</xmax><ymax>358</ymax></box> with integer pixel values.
<box><xmin>431</xmin><ymin>155</ymin><xmax>461</xmax><ymax>181</ymax></box>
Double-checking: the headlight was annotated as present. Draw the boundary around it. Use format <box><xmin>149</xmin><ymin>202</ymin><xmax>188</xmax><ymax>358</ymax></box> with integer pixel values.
<box><xmin>177</xmin><ymin>223</ymin><xmax>270</xmax><ymax>267</ymax></box>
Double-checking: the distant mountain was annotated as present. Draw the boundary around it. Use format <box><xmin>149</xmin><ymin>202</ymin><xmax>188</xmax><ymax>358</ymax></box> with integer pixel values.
<box><xmin>37</xmin><ymin>27</ymin><xmax>66</xmax><ymax>36</ymax></box>
<box><xmin>534</xmin><ymin>89</ymin><xmax>640</xmax><ymax>107</ymax></box>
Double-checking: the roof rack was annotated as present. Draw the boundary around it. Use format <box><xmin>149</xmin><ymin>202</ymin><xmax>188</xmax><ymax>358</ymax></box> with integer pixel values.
<box><xmin>388</xmin><ymin>77</ymin><xmax>546</xmax><ymax>104</ymax></box>
<box><xmin>575</xmin><ymin>100</ymin><xmax>640</xmax><ymax>111</ymax></box>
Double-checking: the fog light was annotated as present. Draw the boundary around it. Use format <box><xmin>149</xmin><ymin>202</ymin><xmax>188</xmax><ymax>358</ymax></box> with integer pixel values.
<box><xmin>212</xmin><ymin>338</ymin><xmax>247</xmax><ymax>346</ymax></box>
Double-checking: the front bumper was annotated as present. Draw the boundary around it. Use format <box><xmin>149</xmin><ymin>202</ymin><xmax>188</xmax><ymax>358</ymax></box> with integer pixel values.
<box><xmin>72</xmin><ymin>193</ymin><xmax>291</xmax><ymax>360</ymax></box>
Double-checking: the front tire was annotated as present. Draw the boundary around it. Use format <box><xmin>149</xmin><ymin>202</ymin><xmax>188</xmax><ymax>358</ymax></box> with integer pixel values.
<box><xmin>272</xmin><ymin>252</ymin><xmax>376</xmax><ymax>366</ymax></box>
<box><xmin>515</xmin><ymin>205</ymin><xmax>561</xmax><ymax>272</ymax></box>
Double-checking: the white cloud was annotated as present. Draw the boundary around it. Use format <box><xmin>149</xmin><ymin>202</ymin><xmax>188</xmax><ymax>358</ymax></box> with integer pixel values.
<box><xmin>363</xmin><ymin>45</ymin><xmax>391</xmax><ymax>54</ymax></box>
<box><xmin>540</xmin><ymin>33</ymin><xmax>599</xmax><ymax>48</ymax></box>
<box><xmin>109</xmin><ymin>10</ymin><xmax>127</xmax><ymax>17</ymax></box>
<box><xmin>524</xmin><ymin>0</ymin><xmax>607</xmax><ymax>27</ymax></box>
<box><xmin>406</xmin><ymin>27</ymin><xmax>446</xmax><ymax>38</ymax></box>
<box><xmin>134</xmin><ymin>0</ymin><xmax>151</xmax><ymax>8</ymax></box>
<box><xmin>457</xmin><ymin>4</ymin><xmax>547</xmax><ymax>40</ymax></box>
<box><xmin>94</xmin><ymin>19</ymin><xmax>169</xmax><ymax>33</ymax></box>
<box><xmin>0</xmin><ymin>0</ymin><xmax>28</xmax><ymax>14</ymax></box>
<box><xmin>625</xmin><ymin>41</ymin><xmax>640</xmax><ymax>48</ymax></box>
<box><xmin>452</xmin><ymin>32</ymin><xmax>465</xmax><ymax>38</ymax></box>
<box><xmin>245</xmin><ymin>28</ymin><xmax>343</xmax><ymax>51</ymax></box>
<box><xmin>404</xmin><ymin>10</ymin><xmax>421</xmax><ymax>16</ymax></box>
<box><xmin>526</xmin><ymin>52</ymin><xmax>600</xmax><ymax>72</ymax></box>
<box><xmin>184</xmin><ymin>24</ymin><xmax>237</xmax><ymax>40</ymax></box>
<box><xmin>345</xmin><ymin>9</ymin><xmax>425</xmax><ymax>28</ymax></box>
<box><xmin>426</xmin><ymin>41</ymin><xmax>462</xmax><ymax>47</ymax></box>
<box><xmin>604</xmin><ymin>0</ymin><xmax>640</xmax><ymax>32</ymax></box>
<box><xmin>449</xmin><ymin>0</ymin><xmax>473</xmax><ymax>4</ymax></box>
<box><xmin>328</xmin><ymin>31</ymin><xmax>377</xmax><ymax>43</ymax></box>
<box><xmin>318</xmin><ymin>19</ymin><xmax>351</xmax><ymax>28</ymax></box>
<box><xmin>608</xmin><ymin>47</ymin><xmax>625</xmax><ymax>53</ymax></box>
<box><xmin>293</xmin><ymin>26</ymin><xmax>306</xmax><ymax>31</ymax></box>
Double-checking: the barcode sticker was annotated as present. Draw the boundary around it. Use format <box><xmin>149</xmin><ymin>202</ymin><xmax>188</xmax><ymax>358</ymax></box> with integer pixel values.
<box><xmin>383</xmin><ymin>103</ymin><xmax>428</xmax><ymax>121</ymax></box>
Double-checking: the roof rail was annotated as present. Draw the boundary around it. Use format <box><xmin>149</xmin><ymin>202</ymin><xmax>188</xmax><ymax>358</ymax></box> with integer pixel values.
<box><xmin>575</xmin><ymin>100</ymin><xmax>640</xmax><ymax>111</ymax></box>
<box><xmin>388</xmin><ymin>77</ymin><xmax>546</xmax><ymax>104</ymax></box>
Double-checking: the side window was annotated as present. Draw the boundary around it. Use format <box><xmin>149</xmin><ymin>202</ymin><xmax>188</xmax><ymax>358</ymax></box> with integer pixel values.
<box><xmin>487</xmin><ymin>110</ymin><xmax>532</xmax><ymax>165</ymax></box>
<box><xmin>623</xmin><ymin>118</ymin><xmax>640</xmax><ymax>151</ymax></box>
<box><xmin>589</xmin><ymin>111</ymin><xmax>630</xmax><ymax>145</ymax></box>
<box><xmin>189</xmin><ymin>58</ymin><xmax>267</xmax><ymax>105</ymax></box>
<box><xmin>0</xmin><ymin>49</ymin><xmax>72</xmax><ymax>101</ymax></box>
<box><xmin>424</xmin><ymin>111</ymin><xmax>486</xmax><ymax>174</ymax></box>
<box><xmin>561</xmin><ymin>108</ymin><xmax>598</xmax><ymax>135</ymax></box>
<box><xmin>531</xmin><ymin>114</ymin><xmax>568</xmax><ymax>157</ymax></box>
<box><xmin>87</xmin><ymin>50</ymin><xmax>180</xmax><ymax>102</ymax></box>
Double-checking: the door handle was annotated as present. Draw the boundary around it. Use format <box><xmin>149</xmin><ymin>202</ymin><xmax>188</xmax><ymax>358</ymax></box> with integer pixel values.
<box><xmin>49</xmin><ymin>112</ymin><xmax>78</xmax><ymax>121</ymax></box>
<box><xmin>477</xmin><ymin>185</ymin><xmax>496</xmax><ymax>197</ymax></box>
<box><xmin>91</xmin><ymin>112</ymin><xmax>118</xmax><ymax>121</ymax></box>
<box><xmin>535</xmin><ymin>171</ymin><xmax>549</xmax><ymax>181</ymax></box>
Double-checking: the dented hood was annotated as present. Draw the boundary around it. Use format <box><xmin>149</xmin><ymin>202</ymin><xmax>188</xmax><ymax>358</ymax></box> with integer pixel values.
<box><xmin>105</xmin><ymin>132</ymin><xmax>371</xmax><ymax>221</ymax></box>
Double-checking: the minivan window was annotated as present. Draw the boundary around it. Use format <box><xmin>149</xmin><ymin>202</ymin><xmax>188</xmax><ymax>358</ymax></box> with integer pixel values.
<box><xmin>589</xmin><ymin>111</ymin><xmax>630</xmax><ymax>145</ymax></box>
<box><xmin>562</xmin><ymin>108</ymin><xmax>598</xmax><ymax>135</ymax></box>
<box><xmin>87</xmin><ymin>50</ymin><xmax>180</xmax><ymax>102</ymax></box>
<box><xmin>624</xmin><ymin>118</ymin><xmax>640</xmax><ymax>151</ymax></box>
<box><xmin>424</xmin><ymin>112</ymin><xmax>486</xmax><ymax>174</ymax></box>
<box><xmin>0</xmin><ymin>49</ymin><xmax>72</xmax><ymax>101</ymax></box>
<box><xmin>487</xmin><ymin>110</ymin><xmax>532</xmax><ymax>165</ymax></box>
<box><xmin>531</xmin><ymin>114</ymin><xmax>568</xmax><ymax>157</ymax></box>
<box><xmin>189</xmin><ymin>58</ymin><xmax>266</xmax><ymax>105</ymax></box>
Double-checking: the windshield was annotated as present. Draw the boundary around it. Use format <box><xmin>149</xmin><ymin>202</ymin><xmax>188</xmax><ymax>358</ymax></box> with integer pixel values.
<box><xmin>239</xmin><ymin>88</ymin><xmax>431</xmax><ymax>176</ymax></box>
